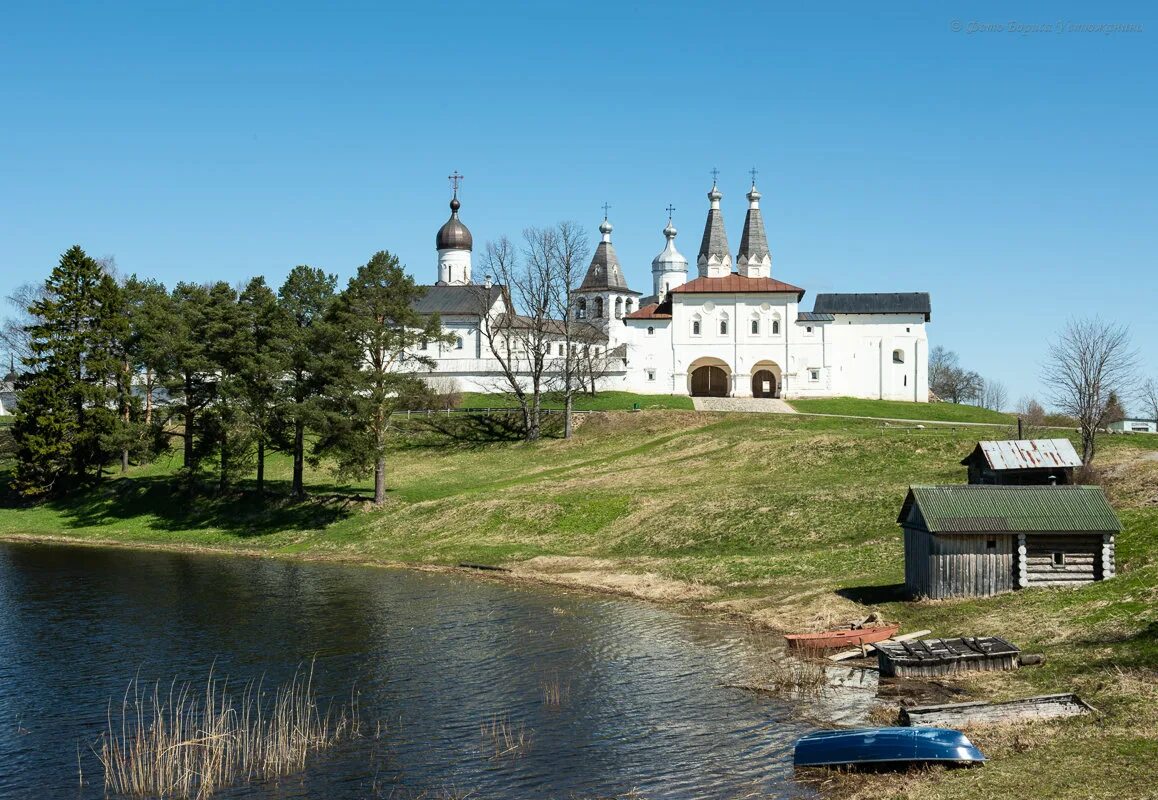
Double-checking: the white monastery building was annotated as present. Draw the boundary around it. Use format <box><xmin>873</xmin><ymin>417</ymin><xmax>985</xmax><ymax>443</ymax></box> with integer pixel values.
<box><xmin>411</xmin><ymin>176</ymin><xmax>931</xmax><ymax>401</ymax></box>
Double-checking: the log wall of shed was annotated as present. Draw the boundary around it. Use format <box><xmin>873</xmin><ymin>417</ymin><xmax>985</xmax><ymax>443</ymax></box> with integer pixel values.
<box><xmin>1022</xmin><ymin>534</ymin><xmax>1103</xmax><ymax>586</ymax></box>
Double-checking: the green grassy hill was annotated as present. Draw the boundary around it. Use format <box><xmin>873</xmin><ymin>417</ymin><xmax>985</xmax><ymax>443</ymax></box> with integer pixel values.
<box><xmin>2</xmin><ymin>408</ymin><xmax>1156</xmax><ymax>799</ymax></box>
<box><xmin>789</xmin><ymin>396</ymin><xmax>1017</xmax><ymax>425</ymax></box>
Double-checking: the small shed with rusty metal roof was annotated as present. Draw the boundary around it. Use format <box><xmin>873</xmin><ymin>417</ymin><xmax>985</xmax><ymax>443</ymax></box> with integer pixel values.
<box><xmin>961</xmin><ymin>439</ymin><xmax>1082</xmax><ymax>486</ymax></box>
<box><xmin>899</xmin><ymin>485</ymin><xmax>1120</xmax><ymax>599</ymax></box>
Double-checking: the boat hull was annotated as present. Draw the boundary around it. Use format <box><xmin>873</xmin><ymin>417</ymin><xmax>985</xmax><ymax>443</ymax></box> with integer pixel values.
<box><xmin>793</xmin><ymin>727</ymin><xmax>985</xmax><ymax>768</ymax></box>
<box><xmin>785</xmin><ymin>624</ymin><xmax>900</xmax><ymax>650</ymax></box>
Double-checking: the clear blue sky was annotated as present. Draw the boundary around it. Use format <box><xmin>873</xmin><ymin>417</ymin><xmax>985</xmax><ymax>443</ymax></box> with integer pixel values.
<box><xmin>2</xmin><ymin>2</ymin><xmax>1154</xmax><ymax>409</ymax></box>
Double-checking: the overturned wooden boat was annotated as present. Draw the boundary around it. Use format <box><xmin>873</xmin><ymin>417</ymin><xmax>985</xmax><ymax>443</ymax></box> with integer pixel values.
<box><xmin>900</xmin><ymin>693</ymin><xmax>1094</xmax><ymax>727</ymax></box>
<box><xmin>793</xmin><ymin>727</ymin><xmax>985</xmax><ymax>768</ymax></box>
<box><xmin>785</xmin><ymin>624</ymin><xmax>900</xmax><ymax>650</ymax></box>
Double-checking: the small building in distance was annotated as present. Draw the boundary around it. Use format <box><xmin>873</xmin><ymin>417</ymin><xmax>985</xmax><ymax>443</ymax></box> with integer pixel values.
<box><xmin>899</xmin><ymin>485</ymin><xmax>1120</xmax><ymax>599</ymax></box>
<box><xmin>1108</xmin><ymin>418</ymin><xmax>1158</xmax><ymax>434</ymax></box>
<box><xmin>961</xmin><ymin>439</ymin><xmax>1082</xmax><ymax>486</ymax></box>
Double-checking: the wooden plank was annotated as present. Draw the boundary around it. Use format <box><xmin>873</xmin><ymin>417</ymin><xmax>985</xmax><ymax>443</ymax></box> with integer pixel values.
<box><xmin>828</xmin><ymin>630</ymin><xmax>932</xmax><ymax>662</ymax></box>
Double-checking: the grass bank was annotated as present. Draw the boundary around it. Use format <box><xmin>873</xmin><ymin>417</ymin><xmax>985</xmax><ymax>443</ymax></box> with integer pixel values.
<box><xmin>788</xmin><ymin>396</ymin><xmax>1016</xmax><ymax>425</ymax></box>
<box><xmin>458</xmin><ymin>390</ymin><xmax>694</xmax><ymax>411</ymax></box>
<box><xmin>2</xmin><ymin>409</ymin><xmax>1156</xmax><ymax>799</ymax></box>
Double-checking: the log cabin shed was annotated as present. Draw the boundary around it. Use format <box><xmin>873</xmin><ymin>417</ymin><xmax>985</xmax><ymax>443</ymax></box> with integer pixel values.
<box><xmin>961</xmin><ymin>439</ymin><xmax>1082</xmax><ymax>486</ymax></box>
<box><xmin>899</xmin><ymin>485</ymin><xmax>1120</xmax><ymax>599</ymax></box>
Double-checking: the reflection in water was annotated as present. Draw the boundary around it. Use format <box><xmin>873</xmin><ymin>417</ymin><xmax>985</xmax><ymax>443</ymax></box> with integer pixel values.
<box><xmin>0</xmin><ymin>542</ymin><xmax>819</xmax><ymax>799</ymax></box>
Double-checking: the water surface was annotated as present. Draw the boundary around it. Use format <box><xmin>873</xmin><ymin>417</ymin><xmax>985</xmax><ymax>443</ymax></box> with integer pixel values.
<box><xmin>0</xmin><ymin>541</ymin><xmax>823</xmax><ymax>799</ymax></box>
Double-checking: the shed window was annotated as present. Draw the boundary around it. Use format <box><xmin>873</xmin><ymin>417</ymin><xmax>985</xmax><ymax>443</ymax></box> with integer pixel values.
<box><xmin>986</xmin><ymin>539</ymin><xmax>996</xmax><ymax>550</ymax></box>
<box><xmin>1052</xmin><ymin>552</ymin><xmax>1066</xmax><ymax>567</ymax></box>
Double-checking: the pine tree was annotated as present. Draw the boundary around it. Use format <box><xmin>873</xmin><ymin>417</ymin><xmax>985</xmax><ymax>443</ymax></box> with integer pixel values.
<box><xmin>318</xmin><ymin>251</ymin><xmax>448</xmax><ymax>505</ymax></box>
<box><xmin>275</xmin><ymin>266</ymin><xmax>338</xmax><ymax>498</ymax></box>
<box><xmin>12</xmin><ymin>246</ymin><xmax>123</xmax><ymax>496</ymax></box>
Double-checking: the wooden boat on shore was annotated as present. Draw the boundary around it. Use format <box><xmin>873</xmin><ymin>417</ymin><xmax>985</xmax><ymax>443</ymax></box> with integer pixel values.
<box><xmin>793</xmin><ymin>727</ymin><xmax>985</xmax><ymax>768</ymax></box>
<box><xmin>900</xmin><ymin>693</ymin><xmax>1094</xmax><ymax>727</ymax></box>
<box><xmin>785</xmin><ymin>624</ymin><xmax>900</xmax><ymax>650</ymax></box>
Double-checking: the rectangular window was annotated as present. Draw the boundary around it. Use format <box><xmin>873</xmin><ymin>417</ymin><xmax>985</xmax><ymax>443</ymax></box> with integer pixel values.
<box><xmin>419</xmin><ymin>340</ymin><xmax>428</xmax><ymax>351</ymax></box>
<box><xmin>1052</xmin><ymin>552</ymin><xmax>1066</xmax><ymax>567</ymax></box>
<box><xmin>646</xmin><ymin>369</ymin><xmax>656</xmax><ymax>382</ymax></box>
<box><xmin>808</xmin><ymin>368</ymin><xmax>820</xmax><ymax>382</ymax></box>
<box><xmin>751</xmin><ymin>320</ymin><xmax>759</xmax><ymax>335</ymax></box>
<box><xmin>986</xmin><ymin>539</ymin><xmax>997</xmax><ymax>550</ymax></box>
<box><xmin>558</xmin><ymin>344</ymin><xmax>564</xmax><ymax>356</ymax></box>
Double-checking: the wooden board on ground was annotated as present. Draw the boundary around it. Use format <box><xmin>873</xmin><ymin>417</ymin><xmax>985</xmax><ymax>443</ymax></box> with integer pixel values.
<box><xmin>827</xmin><ymin>630</ymin><xmax>932</xmax><ymax>662</ymax></box>
<box><xmin>900</xmin><ymin>693</ymin><xmax>1094</xmax><ymax>727</ymax></box>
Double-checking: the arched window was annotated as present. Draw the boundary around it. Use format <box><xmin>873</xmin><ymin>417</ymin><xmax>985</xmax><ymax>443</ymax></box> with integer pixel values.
<box><xmin>893</xmin><ymin>349</ymin><xmax>905</xmax><ymax>364</ymax></box>
<box><xmin>719</xmin><ymin>312</ymin><xmax>729</xmax><ymax>336</ymax></box>
<box><xmin>625</xmin><ymin>298</ymin><xmax>634</xmax><ymax>314</ymax></box>
<box><xmin>455</xmin><ymin>336</ymin><xmax>463</xmax><ymax>350</ymax></box>
<box><xmin>577</xmin><ymin>298</ymin><xmax>587</xmax><ymax>319</ymax></box>
<box><xmin>615</xmin><ymin>297</ymin><xmax>623</xmax><ymax>319</ymax></box>
<box><xmin>691</xmin><ymin>314</ymin><xmax>702</xmax><ymax>336</ymax></box>
<box><xmin>647</xmin><ymin>326</ymin><xmax>655</xmax><ymax>335</ymax></box>
<box><xmin>595</xmin><ymin>297</ymin><xmax>604</xmax><ymax>318</ymax></box>
<box><xmin>751</xmin><ymin>319</ymin><xmax>759</xmax><ymax>335</ymax></box>
<box><xmin>772</xmin><ymin>319</ymin><xmax>781</xmax><ymax>335</ymax></box>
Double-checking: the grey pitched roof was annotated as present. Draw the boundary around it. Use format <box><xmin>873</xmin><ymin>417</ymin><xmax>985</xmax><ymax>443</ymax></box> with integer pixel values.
<box><xmin>579</xmin><ymin>241</ymin><xmax>634</xmax><ymax>292</ymax></box>
<box><xmin>412</xmin><ymin>284</ymin><xmax>502</xmax><ymax>315</ymax></box>
<box><xmin>697</xmin><ymin>207</ymin><xmax>730</xmax><ymax>266</ymax></box>
<box><xmin>737</xmin><ymin>205</ymin><xmax>769</xmax><ymax>263</ymax></box>
<box><xmin>962</xmin><ymin>439</ymin><xmax>1083</xmax><ymax>471</ymax></box>
<box><xmin>813</xmin><ymin>292</ymin><xmax>931</xmax><ymax>320</ymax></box>
<box><xmin>899</xmin><ymin>485</ymin><xmax>1121</xmax><ymax>534</ymax></box>
<box><xmin>797</xmin><ymin>311</ymin><xmax>835</xmax><ymax>322</ymax></box>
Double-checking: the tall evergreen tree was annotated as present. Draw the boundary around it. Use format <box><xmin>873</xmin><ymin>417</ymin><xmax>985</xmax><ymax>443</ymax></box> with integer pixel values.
<box><xmin>12</xmin><ymin>246</ymin><xmax>123</xmax><ymax>496</ymax></box>
<box><xmin>275</xmin><ymin>265</ymin><xmax>338</xmax><ymax>498</ymax></box>
<box><xmin>319</xmin><ymin>251</ymin><xmax>447</xmax><ymax>505</ymax></box>
<box><xmin>229</xmin><ymin>276</ymin><xmax>290</xmax><ymax>494</ymax></box>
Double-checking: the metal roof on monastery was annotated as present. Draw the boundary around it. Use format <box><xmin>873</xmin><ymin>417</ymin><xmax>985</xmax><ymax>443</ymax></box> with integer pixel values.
<box><xmin>412</xmin><ymin>284</ymin><xmax>503</xmax><ymax>315</ymax></box>
<box><xmin>670</xmin><ymin>274</ymin><xmax>806</xmax><ymax>298</ymax></box>
<box><xmin>899</xmin><ymin>485</ymin><xmax>1121</xmax><ymax>534</ymax></box>
<box><xmin>962</xmin><ymin>439</ymin><xmax>1083</xmax><ymax>471</ymax></box>
<box><xmin>626</xmin><ymin>298</ymin><xmax>673</xmax><ymax>320</ymax></box>
<box><xmin>797</xmin><ymin>311</ymin><xmax>835</xmax><ymax>322</ymax></box>
<box><xmin>813</xmin><ymin>292</ymin><xmax>931</xmax><ymax>320</ymax></box>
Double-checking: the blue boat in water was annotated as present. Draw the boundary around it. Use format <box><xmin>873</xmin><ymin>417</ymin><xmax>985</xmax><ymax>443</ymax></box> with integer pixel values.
<box><xmin>794</xmin><ymin>727</ymin><xmax>985</xmax><ymax>768</ymax></box>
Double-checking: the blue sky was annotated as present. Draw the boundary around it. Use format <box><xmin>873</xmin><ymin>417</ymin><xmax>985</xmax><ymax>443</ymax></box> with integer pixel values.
<box><xmin>2</xmin><ymin>2</ymin><xmax>1155</xmax><ymax>408</ymax></box>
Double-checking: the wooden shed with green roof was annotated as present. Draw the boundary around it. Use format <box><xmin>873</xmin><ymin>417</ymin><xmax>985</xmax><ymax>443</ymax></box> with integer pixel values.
<box><xmin>898</xmin><ymin>485</ymin><xmax>1121</xmax><ymax>599</ymax></box>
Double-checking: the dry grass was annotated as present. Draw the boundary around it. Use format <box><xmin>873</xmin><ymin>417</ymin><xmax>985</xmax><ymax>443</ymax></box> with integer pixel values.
<box><xmin>763</xmin><ymin>649</ymin><xmax>830</xmax><ymax>696</ymax></box>
<box><xmin>480</xmin><ymin>714</ymin><xmax>533</xmax><ymax>761</ymax></box>
<box><xmin>541</xmin><ymin>674</ymin><xmax>570</xmax><ymax>709</ymax></box>
<box><xmin>96</xmin><ymin>662</ymin><xmax>358</xmax><ymax>799</ymax></box>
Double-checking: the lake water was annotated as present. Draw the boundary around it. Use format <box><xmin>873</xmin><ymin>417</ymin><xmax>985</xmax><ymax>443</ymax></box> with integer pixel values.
<box><xmin>0</xmin><ymin>541</ymin><xmax>827</xmax><ymax>799</ymax></box>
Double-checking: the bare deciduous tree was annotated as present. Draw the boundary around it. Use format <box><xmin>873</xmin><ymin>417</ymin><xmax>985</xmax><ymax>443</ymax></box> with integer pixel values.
<box><xmin>928</xmin><ymin>345</ymin><xmax>982</xmax><ymax>404</ymax></box>
<box><xmin>544</xmin><ymin>221</ymin><xmax>589</xmax><ymax>439</ymax></box>
<box><xmin>1139</xmin><ymin>377</ymin><xmax>1158</xmax><ymax>425</ymax></box>
<box><xmin>1042</xmin><ymin>317</ymin><xmax>1138</xmax><ymax>464</ymax></box>
<box><xmin>1</xmin><ymin>283</ymin><xmax>48</xmax><ymax>378</ymax></box>
<box><xmin>980</xmin><ymin>378</ymin><xmax>1008</xmax><ymax>412</ymax></box>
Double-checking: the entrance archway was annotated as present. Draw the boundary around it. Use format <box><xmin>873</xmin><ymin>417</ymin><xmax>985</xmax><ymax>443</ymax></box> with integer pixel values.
<box><xmin>688</xmin><ymin>358</ymin><xmax>731</xmax><ymax>397</ymax></box>
<box><xmin>750</xmin><ymin>360</ymin><xmax>782</xmax><ymax>398</ymax></box>
<box><xmin>752</xmin><ymin>370</ymin><xmax>778</xmax><ymax>398</ymax></box>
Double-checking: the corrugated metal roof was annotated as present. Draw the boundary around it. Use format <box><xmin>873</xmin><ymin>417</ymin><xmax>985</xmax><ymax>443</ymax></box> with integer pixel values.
<box><xmin>899</xmin><ymin>485</ymin><xmax>1121</xmax><ymax>534</ymax></box>
<box><xmin>797</xmin><ymin>312</ymin><xmax>835</xmax><ymax>322</ymax></box>
<box><xmin>962</xmin><ymin>439</ymin><xmax>1083</xmax><ymax>470</ymax></box>
<box><xmin>813</xmin><ymin>292</ymin><xmax>931</xmax><ymax>320</ymax></box>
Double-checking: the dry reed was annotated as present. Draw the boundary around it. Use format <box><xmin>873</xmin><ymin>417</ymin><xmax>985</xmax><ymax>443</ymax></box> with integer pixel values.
<box><xmin>480</xmin><ymin>714</ymin><xmax>533</xmax><ymax>760</ymax></box>
<box><xmin>764</xmin><ymin>648</ymin><xmax>830</xmax><ymax>696</ymax></box>
<box><xmin>95</xmin><ymin>661</ymin><xmax>358</xmax><ymax>799</ymax></box>
<box><xmin>541</xmin><ymin>674</ymin><xmax>570</xmax><ymax>709</ymax></box>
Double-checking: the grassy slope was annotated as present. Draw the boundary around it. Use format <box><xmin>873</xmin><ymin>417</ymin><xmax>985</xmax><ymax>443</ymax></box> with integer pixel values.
<box><xmin>789</xmin><ymin>396</ymin><xmax>1016</xmax><ymax>425</ymax></box>
<box><xmin>458</xmin><ymin>390</ymin><xmax>694</xmax><ymax>411</ymax></box>
<box><xmin>2</xmin><ymin>410</ymin><xmax>1157</xmax><ymax>799</ymax></box>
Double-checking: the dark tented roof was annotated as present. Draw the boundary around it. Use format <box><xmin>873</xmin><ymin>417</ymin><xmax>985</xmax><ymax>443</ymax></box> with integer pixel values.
<box><xmin>579</xmin><ymin>241</ymin><xmax>637</xmax><ymax>293</ymax></box>
<box><xmin>737</xmin><ymin>203</ymin><xmax>769</xmax><ymax>264</ymax></box>
<box><xmin>412</xmin><ymin>284</ymin><xmax>502</xmax><ymax>315</ymax></box>
<box><xmin>697</xmin><ymin>207</ymin><xmax>731</xmax><ymax>266</ymax></box>
<box><xmin>813</xmin><ymin>292</ymin><xmax>931</xmax><ymax>320</ymax></box>
<box><xmin>899</xmin><ymin>485</ymin><xmax>1121</xmax><ymax>534</ymax></box>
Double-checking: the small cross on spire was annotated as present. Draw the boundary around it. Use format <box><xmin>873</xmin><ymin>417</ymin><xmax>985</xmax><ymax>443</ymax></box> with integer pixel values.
<box><xmin>710</xmin><ymin>167</ymin><xmax>720</xmax><ymax>186</ymax></box>
<box><xmin>665</xmin><ymin>204</ymin><xmax>676</xmax><ymax>221</ymax></box>
<box><xmin>448</xmin><ymin>170</ymin><xmax>463</xmax><ymax>194</ymax></box>
<box><xmin>749</xmin><ymin>166</ymin><xmax>759</xmax><ymax>185</ymax></box>
<box><xmin>601</xmin><ymin>202</ymin><xmax>612</xmax><ymax>220</ymax></box>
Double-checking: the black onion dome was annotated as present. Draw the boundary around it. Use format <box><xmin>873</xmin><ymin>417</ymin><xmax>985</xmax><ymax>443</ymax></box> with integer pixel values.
<box><xmin>436</xmin><ymin>196</ymin><xmax>473</xmax><ymax>251</ymax></box>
